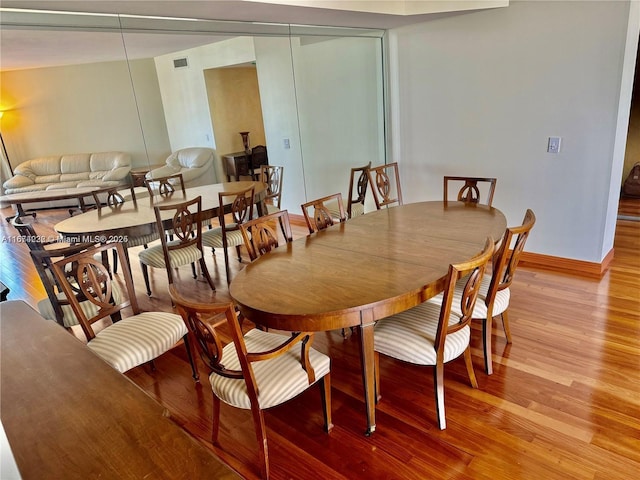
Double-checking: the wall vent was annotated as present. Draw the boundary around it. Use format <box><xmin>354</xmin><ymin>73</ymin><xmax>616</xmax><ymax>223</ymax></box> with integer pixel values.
<box><xmin>173</xmin><ymin>57</ymin><xmax>189</xmax><ymax>69</ymax></box>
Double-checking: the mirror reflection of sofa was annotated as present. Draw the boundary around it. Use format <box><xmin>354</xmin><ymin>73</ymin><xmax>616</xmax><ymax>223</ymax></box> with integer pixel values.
<box><xmin>146</xmin><ymin>147</ymin><xmax>219</xmax><ymax>187</ymax></box>
<box><xmin>2</xmin><ymin>151</ymin><xmax>132</xmax><ymax>209</ymax></box>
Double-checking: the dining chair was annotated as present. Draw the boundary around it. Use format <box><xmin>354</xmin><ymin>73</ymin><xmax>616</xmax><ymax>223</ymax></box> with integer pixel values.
<box><xmin>11</xmin><ymin>218</ymin><xmax>116</xmax><ymax>329</ymax></box>
<box><xmin>168</xmin><ymin>284</ymin><xmax>332</xmax><ymax>480</ymax></box>
<box><xmin>51</xmin><ymin>241</ymin><xmax>198</xmax><ymax>379</ymax></box>
<box><xmin>249</xmin><ymin>144</ymin><xmax>268</xmax><ymax>180</ymax></box>
<box><xmin>138</xmin><ymin>196</ymin><xmax>216</xmax><ymax>296</ymax></box>
<box><xmin>259</xmin><ymin>165</ymin><xmax>284</xmax><ymax>215</ymax></box>
<box><xmin>367</xmin><ymin>162</ymin><xmax>403</xmax><ymax>209</ymax></box>
<box><xmin>326</xmin><ymin>162</ymin><xmax>371</xmax><ymax>219</ymax></box>
<box><xmin>301</xmin><ymin>192</ymin><xmax>347</xmax><ymax>234</ymax></box>
<box><xmin>429</xmin><ymin>209</ymin><xmax>536</xmax><ymax>374</ymax></box>
<box><xmin>144</xmin><ymin>172</ymin><xmax>187</xmax><ymax>198</ymax></box>
<box><xmin>91</xmin><ymin>185</ymin><xmax>159</xmax><ymax>274</ymax></box>
<box><xmin>239</xmin><ymin>209</ymin><xmax>294</xmax><ymax>261</ymax></box>
<box><xmin>443</xmin><ymin>176</ymin><xmax>497</xmax><ymax>206</ymax></box>
<box><xmin>201</xmin><ymin>185</ymin><xmax>255</xmax><ymax>285</ymax></box>
<box><xmin>374</xmin><ymin>237</ymin><xmax>494</xmax><ymax>430</ymax></box>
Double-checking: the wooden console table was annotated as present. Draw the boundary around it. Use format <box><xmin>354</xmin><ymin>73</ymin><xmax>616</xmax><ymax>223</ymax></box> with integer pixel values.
<box><xmin>0</xmin><ymin>300</ymin><xmax>240</xmax><ymax>479</ymax></box>
<box><xmin>223</xmin><ymin>151</ymin><xmax>250</xmax><ymax>181</ymax></box>
<box><xmin>129</xmin><ymin>164</ymin><xmax>164</xmax><ymax>187</ymax></box>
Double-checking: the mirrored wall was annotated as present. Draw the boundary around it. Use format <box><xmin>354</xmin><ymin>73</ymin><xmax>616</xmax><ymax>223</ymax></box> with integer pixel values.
<box><xmin>0</xmin><ymin>8</ymin><xmax>386</xmax><ymax>211</ymax></box>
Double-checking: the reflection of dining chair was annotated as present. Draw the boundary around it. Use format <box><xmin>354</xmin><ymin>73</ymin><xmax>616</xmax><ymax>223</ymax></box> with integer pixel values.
<box><xmin>328</xmin><ymin>162</ymin><xmax>372</xmax><ymax>220</ymax></box>
<box><xmin>92</xmin><ymin>186</ymin><xmax>159</xmax><ymax>274</ymax></box>
<box><xmin>239</xmin><ymin>209</ymin><xmax>294</xmax><ymax>261</ymax></box>
<box><xmin>138</xmin><ymin>196</ymin><xmax>215</xmax><ymax>296</ymax></box>
<box><xmin>443</xmin><ymin>176</ymin><xmax>497</xmax><ymax>206</ymax></box>
<box><xmin>169</xmin><ymin>284</ymin><xmax>332</xmax><ymax>480</ymax></box>
<box><xmin>202</xmin><ymin>185</ymin><xmax>255</xmax><ymax>285</ymax></box>
<box><xmin>367</xmin><ymin>162</ymin><xmax>403</xmax><ymax>210</ymax></box>
<box><xmin>249</xmin><ymin>144</ymin><xmax>268</xmax><ymax>180</ymax></box>
<box><xmin>301</xmin><ymin>193</ymin><xmax>347</xmax><ymax>234</ymax></box>
<box><xmin>52</xmin><ymin>242</ymin><xmax>198</xmax><ymax>379</ymax></box>
<box><xmin>259</xmin><ymin>165</ymin><xmax>283</xmax><ymax>214</ymax></box>
<box><xmin>429</xmin><ymin>209</ymin><xmax>536</xmax><ymax>375</ymax></box>
<box><xmin>144</xmin><ymin>172</ymin><xmax>186</xmax><ymax>198</ymax></box>
<box><xmin>374</xmin><ymin>238</ymin><xmax>494</xmax><ymax>430</ymax></box>
<box><xmin>11</xmin><ymin>218</ymin><xmax>112</xmax><ymax>328</ymax></box>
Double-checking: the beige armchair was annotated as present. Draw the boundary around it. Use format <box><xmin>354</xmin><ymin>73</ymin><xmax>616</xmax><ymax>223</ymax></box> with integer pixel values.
<box><xmin>146</xmin><ymin>147</ymin><xmax>218</xmax><ymax>187</ymax></box>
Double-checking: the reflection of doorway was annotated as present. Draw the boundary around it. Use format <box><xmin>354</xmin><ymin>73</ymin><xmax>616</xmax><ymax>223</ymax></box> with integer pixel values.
<box><xmin>621</xmin><ymin>37</ymin><xmax>640</xmax><ymax>219</ymax></box>
<box><xmin>204</xmin><ymin>64</ymin><xmax>266</xmax><ymax>159</ymax></box>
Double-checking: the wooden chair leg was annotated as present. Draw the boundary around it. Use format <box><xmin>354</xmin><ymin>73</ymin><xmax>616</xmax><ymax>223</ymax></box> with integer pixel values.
<box><xmin>501</xmin><ymin>310</ymin><xmax>512</xmax><ymax>344</ymax></box>
<box><xmin>141</xmin><ymin>261</ymin><xmax>152</xmax><ymax>296</ymax></box>
<box><xmin>374</xmin><ymin>351</ymin><xmax>382</xmax><ymax>403</ymax></box>
<box><xmin>249</xmin><ymin>405</ymin><xmax>269</xmax><ymax>480</ymax></box>
<box><xmin>211</xmin><ymin>394</ymin><xmax>221</xmax><ymax>444</ymax></box>
<box><xmin>463</xmin><ymin>346</ymin><xmax>478</xmax><ymax>388</ymax></box>
<box><xmin>183</xmin><ymin>334</ymin><xmax>199</xmax><ymax>382</ymax></box>
<box><xmin>433</xmin><ymin>361</ymin><xmax>446</xmax><ymax>430</ymax></box>
<box><xmin>235</xmin><ymin>245</ymin><xmax>242</xmax><ymax>262</ymax></box>
<box><xmin>112</xmin><ymin>249</ymin><xmax>118</xmax><ymax>274</ymax></box>
<box><xmin>199</xmin><ymin>258</ymin><xmax>216</xmax><ymax>291</ymax></box>
<box><xmin>191</xmin><ymin>262</ymin><xmax>197</xmax><ymax>279</ymax></box>
<box><xmin>319</xmin><ymin>374</ymin><xmax>333</xmax><ymax>432</ymax></box>
<box><xmin>482</xmin><ymin>317</ymin><xmax>493</xmax><ymax>375</ymax></box>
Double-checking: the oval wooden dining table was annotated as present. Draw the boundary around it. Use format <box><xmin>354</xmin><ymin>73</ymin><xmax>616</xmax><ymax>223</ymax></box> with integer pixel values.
<box><xmin>229</xmin><ymin>200</ymin><xmax>507</xmax><ymax>435</ymax></box>
<box><xmin>55</xmin><ymin>181</ymin><xmax>267</xmax><ymax>242</ymax></box>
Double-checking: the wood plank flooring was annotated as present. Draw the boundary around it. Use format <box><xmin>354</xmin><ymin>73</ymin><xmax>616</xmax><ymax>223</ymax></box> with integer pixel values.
<box><xmin>1</xmin><ymin>199</ymin><xmax>638</xmax><ymax>480</ymax></box>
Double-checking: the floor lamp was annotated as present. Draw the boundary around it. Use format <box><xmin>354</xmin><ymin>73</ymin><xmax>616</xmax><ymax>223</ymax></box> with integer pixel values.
<box><xmin>0</xmin><ymin>112</ymin><xmax>12</xmax><ymax>175</ymax></box>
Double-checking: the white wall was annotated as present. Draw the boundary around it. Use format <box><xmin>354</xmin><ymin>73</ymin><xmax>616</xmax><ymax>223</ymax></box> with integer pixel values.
<box><xmin>0</xmin><ymin>59</ymin><xmax>169</xmax><ymax>168</ymax></box>
<box><xmin>388</xmin><ymin>0</ymin><xmax>633</xmax><ymax>263</ymax></box>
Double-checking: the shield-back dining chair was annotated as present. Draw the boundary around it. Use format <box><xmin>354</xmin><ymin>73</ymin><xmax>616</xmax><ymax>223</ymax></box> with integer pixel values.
<box><xmin>239</xmin><ymin>209</ymin><xmax>294</xmax><ymax>261</ymax></box>
<box><xmin>201</xmin><ymin>185</ymin><xmax>255</xmax><ymax>285</ymax></box>
<box><xmin>443</xmin><ymin>176</ymin><xmax>497</xmax><ymax>206</ymax></box>
<box><xmin>367</xmin><ymin>162</ymin><xmax>403</xmax><ymax>210</ymax></box>
<box><xmin>373</xmin><ymin>238</ymin><xmax>494</xmax><ymax>430</ymax></box>
<box><xmin>169</xmin><ymin>284</ymin><xmax>332</xmax><ymax>480</ymax></box>
<box><xmin>138</xmin><ymin>196</ymin><xmax>216</xmax><ymax>296</ymax></box>
<box><xmin>301</xmin><ymin>193</ymin><xmax>347</xmax><ymax>234</ymax></box>
<box><xmin>51</xmin><ymin>241</ymin><xmax>198</xmax><ymax>379</ymax></box>
<box><xmin>326</xmin><ymin>162</ymin><xmax>371</xmax><ymax>219</ymax></box>
<box><xmin>259</xmin><ymin>165</ymin><xmax>284</xmax><ymax>215</ymax></box>
<box><xmin>428</xmin><ymin>209</ymin><xmax>536</xmax><ymax>374</ymax></box>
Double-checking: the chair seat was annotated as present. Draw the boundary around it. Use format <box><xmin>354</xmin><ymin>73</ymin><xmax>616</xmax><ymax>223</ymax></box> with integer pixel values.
<box><xmin>428</xmin><ymin>275</ymin><xmax>511</xmax><ymax>318</ymax></box>
<box><xmin>327</xmin><ymin>199</ymin><xmax>364</xmax><ymax>218</ymax></box>
<box><xmin>138</xmin><ymin>241</ymin><xmax>202</xmax><ymax>268</ymax></box>
<box><xmin>374</xmin><ymin>301</ymin><xmax>470</xmax><ymax>365</ymax></box>
<box><xmin>87</xmin><ymin>311</ymin><xmax>188</xmax><ymax>373</ymax></box>
<box><xmin>210</xmin><ymin>329</ymin><xmax>331</xmax><ymax>410</ymax></box>
<box><xmin>126</xmin><ymin>232</ymin><xmax>160</xmax><ymax>248</ymax></box>
<box><xmin>201</xmin><ymin>226</ymin><xmax>245</xmax><ymax>249</ymax></box>
<box><xmin>37</xmin><ymin>280</ymin><xmax>124</xmax><ymax>328</ymax></box>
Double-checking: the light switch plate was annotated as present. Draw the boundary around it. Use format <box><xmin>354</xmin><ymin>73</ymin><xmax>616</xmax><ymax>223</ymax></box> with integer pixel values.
<box><xmin>548</xmin><ymin>137</ymin><xmax>561</xmax><ymax>153</ymax></box>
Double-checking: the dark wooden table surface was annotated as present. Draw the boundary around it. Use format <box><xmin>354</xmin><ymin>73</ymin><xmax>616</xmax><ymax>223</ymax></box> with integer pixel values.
<box><xmin>230</xmin><ymin>201</ymin><xmax>507</xmax><ymax>435</ymax></box>
<box><xmin>0</xmin><ymin>300</ymin><xmax>240</xmax><ymax>479</ymax></box>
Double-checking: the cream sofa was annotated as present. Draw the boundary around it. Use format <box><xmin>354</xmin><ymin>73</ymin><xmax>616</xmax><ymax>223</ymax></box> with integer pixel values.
<box><xmin>146</xmin><ymin>147</ymin><xmax>218</xmax><ymax>187</ymax></box>
<box><xmin>2</xmin><ymin>151</ymin><xmax>131</xmax><ymax>208</ymax></box>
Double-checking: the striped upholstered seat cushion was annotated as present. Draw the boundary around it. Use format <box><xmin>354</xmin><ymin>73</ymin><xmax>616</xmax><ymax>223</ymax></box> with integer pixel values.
<box><xmin>125</xmin><ymin>231</ymin><xmax>160</xmax><ymax>248</ymax></box>
<box><xmin>87</xmin><ymin>311</ymin><xmax>187</xmax><ymax>373</ymax></box>
<box><xmin>138</xmin><ymin>241</ymin><xmax>202</xmax><ymax>269</ymax></box>
<box><xmin>37</xmin><ymin>281</ymin><xmax>124</xmax><ymax>328</ymax></box>
<box><xmin>428</xmin><ymin>275</ymin><xmax>510</xmax><ymax>319</ymax></box>
<box><xmin>210</xmin><ymin>329</ymin><xmax>331</xmax><ymax>410</ymax></box>
<box><xmin>374</xmin><ymin>301</ymin><xmax>470</xmax><ymax>365</ymax></box>
<box><xmin>201</xmin><ymin>226</ymin><xmax>245</xmax><ymax>249</ymax></box>
<box><xmin>326</xmin><ymin>199</ymin><xmax>364</xmax><ymax>219</ymax></box>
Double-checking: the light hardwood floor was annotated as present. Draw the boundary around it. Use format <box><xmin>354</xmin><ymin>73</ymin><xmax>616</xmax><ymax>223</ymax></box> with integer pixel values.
<box><xmin>1</xmin><ymin>199</ymin><xmax>638</xmax><ymax>480</ymax></box>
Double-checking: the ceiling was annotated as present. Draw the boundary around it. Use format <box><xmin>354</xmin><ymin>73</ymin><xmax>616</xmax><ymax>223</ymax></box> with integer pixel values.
<box><xmin>0</xmin><ymin>0</ymin><xmax>508</xmax><ymax>71</ymax></box>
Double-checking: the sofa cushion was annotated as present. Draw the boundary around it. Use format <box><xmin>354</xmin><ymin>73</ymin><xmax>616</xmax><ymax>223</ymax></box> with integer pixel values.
<box><xmin>60</xmin><ymin>172</ymin><xmax>90</xmax><ymax>183</ymax></box>
<box><xmin>77</xmin><ymin>179</ymin><xmax>122</xmax><ymax>188</ymax></box>
<box><xmin>2</xmin><ymin>175</ymin><xmax>34</xmax><ymax>189</ymax></box>
<box><xmin>60</xmin><ymin>154</ymin><xmax>91</xmax><ymax>174</ymax></box>
<box><xmin>46</xmin><ymin>182</ymin><xmax>83</xmax><ymax>190</ymax></box>
<box><xmin>90</xmin><ymin>152</ymin><xmax>130</xmax><ymax>171</ymax></box>
<box><xmin>5</xmin><ymin>184</ymin><xmax>49</xmax><ymax>193</ymax></box>
<box><xmin>35</xmin><ymin>174</ymin><xmax>61</xmax><ymax>184</ymax></box>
